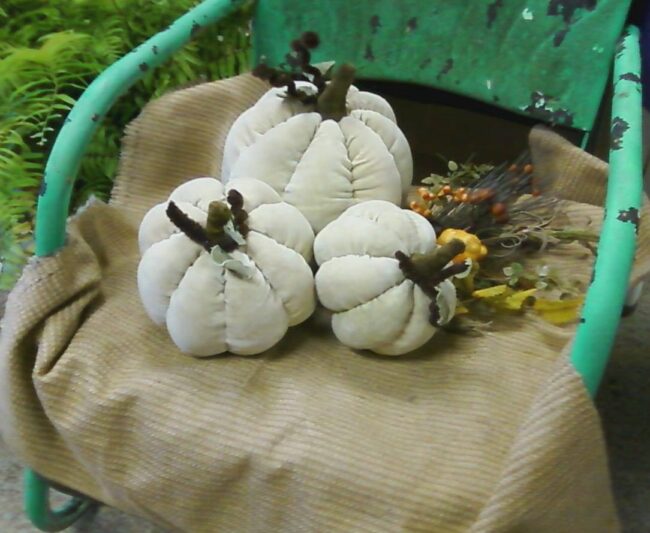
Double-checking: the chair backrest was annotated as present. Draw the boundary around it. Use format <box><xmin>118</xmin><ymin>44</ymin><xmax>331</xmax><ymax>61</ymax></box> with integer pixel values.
<box><xmin>252</xmin><ymin>0</ymin><xmax>632</xmax><ymax>134</ymax></box>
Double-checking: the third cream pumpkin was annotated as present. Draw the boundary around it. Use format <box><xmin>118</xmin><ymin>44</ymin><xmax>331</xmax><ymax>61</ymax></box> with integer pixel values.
<box><xmin>314</xmin><ymin>201</ymin><xmax>467</xmax><ymax>355</ymax></box>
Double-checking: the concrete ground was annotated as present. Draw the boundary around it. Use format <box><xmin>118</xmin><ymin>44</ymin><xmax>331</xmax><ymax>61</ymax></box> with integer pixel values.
<box><xmin>596</xmin><ymin>282</ymin><xmax>650</xmax><ymax>532</ymax></box>
<box><xmin>1</xmin><ymin>279</ymin><xmax>649</xmax><ymax>531</ymax></box>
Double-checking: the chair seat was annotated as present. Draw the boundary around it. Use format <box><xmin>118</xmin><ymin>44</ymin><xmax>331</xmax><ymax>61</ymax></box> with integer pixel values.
<box><xmin>0</xmin><ymin>75</ymin><xmax>620</xmax><ymax>532</ymax></box>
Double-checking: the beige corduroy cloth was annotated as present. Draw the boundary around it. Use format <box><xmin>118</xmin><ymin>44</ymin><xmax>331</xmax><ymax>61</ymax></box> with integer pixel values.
<box><xmin>2</xmin><ymin>74</ymin><xmax>650</xmax><ymax>533</ymax></box>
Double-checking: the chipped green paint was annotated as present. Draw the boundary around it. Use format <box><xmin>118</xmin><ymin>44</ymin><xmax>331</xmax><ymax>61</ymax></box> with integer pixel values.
<box><xmin>521</xmin><ymin>90</ymin><xmax>574</xmax><ymax>126</ymax></box>
<box><xmin>610</xmin><ymin>116</ymin><xmax>630</xmax><ymax>150</ymax></box>
<box><xmin>570</xmin><ymin>26</ymin><xmax>643</xmax><ymax>397</ymax></box>
<box><xmin>252</xmin><ymin>0</ymin><xmax>631</xmax><ymax>131</ymax></box>
<box><xmin>616</xmin><ymin>208</ymin><xmax>640</xmax><ymax>234</ymax></box>
<box><xmin>547</xmin><ymin>0</ymin><xmax>598</xmax><ymax>46</ymax></box>
<box><xmin>487</xmin><ymin>0</ymin><xmax>505</xmax><ymax>28</ymax></box>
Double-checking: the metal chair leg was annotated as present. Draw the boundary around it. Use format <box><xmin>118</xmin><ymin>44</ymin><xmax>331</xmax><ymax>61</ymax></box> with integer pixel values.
<box><xmin>24</xmin><ymin>468</ymin><xmax>96</xmax><ymax>532</ymax></box>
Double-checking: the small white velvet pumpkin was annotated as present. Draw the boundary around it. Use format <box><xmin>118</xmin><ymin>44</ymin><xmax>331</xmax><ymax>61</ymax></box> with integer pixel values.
<box><xmin>221</xmin><ymin>65</ymin><xmax>413</xmax><ymax>233</ymax></box>
<box><xmin>137</xmin><ymin>177</ymin><xmax>316</xmax><ymax>356</ymax></box>
<box><xmin>314</xmin><ymin>200</ymin><xmax>465</xmax><ymax>356</ymax></box>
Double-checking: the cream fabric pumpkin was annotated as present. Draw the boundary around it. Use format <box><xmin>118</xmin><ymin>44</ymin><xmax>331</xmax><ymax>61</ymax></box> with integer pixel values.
<box><xmin>221</xmin><ymin>69</ymin><xmax>413</xmax><ymax>233</ymax></box>
<box><xmin>137</xmin><ymin>177</ymin><xmax>316</xmax><ymax>356</ymax></box>
<box><xmin>314</xmin><ymin>200</ymin><xmax>464</xmax><ymax>356</ymax></box>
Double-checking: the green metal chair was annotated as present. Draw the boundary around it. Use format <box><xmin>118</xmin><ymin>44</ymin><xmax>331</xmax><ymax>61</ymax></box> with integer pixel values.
<box><xmin>26</xmin><ymin>0</ymin><xmax>642</xmax><ymax>529</ymax></box>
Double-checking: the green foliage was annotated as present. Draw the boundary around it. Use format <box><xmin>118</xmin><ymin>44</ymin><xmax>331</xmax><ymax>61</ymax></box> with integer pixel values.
<box><xmin>0</xmin><ymin>0</ymin><xmax>252</xmax><ymax>289</ymax></box>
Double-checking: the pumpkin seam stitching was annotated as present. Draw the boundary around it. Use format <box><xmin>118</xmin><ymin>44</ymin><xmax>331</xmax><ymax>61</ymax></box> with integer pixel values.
<box><xmin>342</xmin><ymin>123</ymin><xmax>357</xmax><ymax>201</ymax></box>
<box><xmin>247</xmin><ymin>231</ymin><xmax>306</xmax><ymax>321</ymax></box>
<box><xmin>344</xmin><ymin>119</ymin><xmax>401</xmax><ymax>203</ymax></box>
<box><xmin>280</xmin><ymin>119</ymin><xmax>321</xmax><ymax>197</ymax></box>
<box><xmin>142</xmin><ymin>200</ymin><xmax>204</xmax><ymax>254</ymax></box>
<box><xmin>224</xmin><ymin>112</ymin><xmax>303</xmax><ymax>178</ymax></box>
<box><xmin>235</xmin><ymin>87</ymin><xmax>318</xmax><ymax>172</ymax></box>
<box><xmin>251</xmin><ymin>93</ymin><xmax>308</xmax><ymax>137</ymax></box>
<box><xmin>250</xmin><ymin>264</ymin><xmax>287</xmax><ymax>320</ymax></box>
<box><xmin>336</xmin><ymin>279</ymin><xmax>413</xmax><ymax>349</ymax></box>
<box><xmin>350</xmin><ymin>90</ymin><xmax>396</xmax><ymax>122</ymax></box>
<box><xmin>404</xmin><ymin>210</ymin><xmax>435</xmax><ymax>255</ymax></box>
<box><xmin>248</xmin><ymin>225</ymin><xmax>307</xmax><ymax>260</ymax></box>
<box><xmin>342</xmin><ymin>211</ymin><xmax>410</xmax><ymax>253</ymax></box>
<box><xmin>381</xmin><ymin>282</ymin><xmax>427</xmax><ymax>352</ymax></box>
<box><xmin>222</xmin><ymin>265</ymin><xmax>231</xmax><ymax>353</ymax></box>
<box><xmin>166</xmin><ymin>246</ymin><xmax>204</xmax><ymax>323</ymax></box>
<box><xmin>350</xmin><ymin>108</ymin><xmax>401</xmax><ymax>158</ymax></box>
<box><xmin>343</xmin><ymin>278</ymin><xmax>402</xmax><ymax>313</ymax></box>
<box><xmin>337</xmin><ymin>268</ymin><xmax>406</xmax><ymax>314</ymax></box>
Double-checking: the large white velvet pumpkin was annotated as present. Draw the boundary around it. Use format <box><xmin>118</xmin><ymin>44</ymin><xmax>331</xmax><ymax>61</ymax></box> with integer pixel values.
<box><xmin>137</xmin><ymin>177</ymin><xmax>316</xmax><ymax>356</ymax></box>
<box><xmin>314</xmin><ymin>200</ymin><xmax>465</xmax><ymax>356</ymax></box>
<box><xmin>221</xmin><ymin>66</ymin><xmax>413</xmax><ymax>233</ymax></box>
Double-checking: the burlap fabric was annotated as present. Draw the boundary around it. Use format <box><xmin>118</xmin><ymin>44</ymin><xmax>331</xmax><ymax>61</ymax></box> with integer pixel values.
<box><xmin>1</xmin><ymin>74</ymin><xmax>650</xmax><ymax>532</ymax></box>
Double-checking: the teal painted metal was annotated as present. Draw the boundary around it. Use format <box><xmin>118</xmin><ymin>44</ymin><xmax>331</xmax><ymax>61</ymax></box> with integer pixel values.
<box><xmin>253</xmin><ymin>0</ymin><xmax>631</xmax><ymax>132</ymax></box>
<box><xmin>34</xmin><ymin>0</ymin><xmax>247</xmax><ymax>257</ymax></box>
<box><xmin>570</xmin><ymin>26</ymin><xmax>643</xmax><ymax>397</ymax></box>
<box><xmin>24</xmin><ymin>469</ymin><xmax>93</xmax><ymax>532</ymax></box>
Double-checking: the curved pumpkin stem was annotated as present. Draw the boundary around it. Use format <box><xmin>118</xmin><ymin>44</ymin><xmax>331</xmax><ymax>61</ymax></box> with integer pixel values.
<box><xmin>166</xmin><ymin>196</ymin><xmax>249</xmax><ymax>254</ymax></box>
<box><xmin>205</xmin><ymin>201</ymin><xmax>233</xmax><ymax>248</ymax></box>
<box><xmin>396</xmin><ymin>240</ymin><xmax>466</xmax><ymax>286</ymax></box>
<box><xmin>316</xmin><ymin>63</ymin><xmax>355</xmax><ymax>121</ymax></box>
<box><xmin>252</xmin><ymin>33</ymin><xmax>356</xmax><ymax>121</ymax></box>
<box><xmin>396</xmin><ymin>239</ymin><xmax>467</xmax><ymax>326</ymax></box>
<box><xmin>227</xmin><ymin>189</ymin><xmax>249</xmax><ymax>236</ymax></box>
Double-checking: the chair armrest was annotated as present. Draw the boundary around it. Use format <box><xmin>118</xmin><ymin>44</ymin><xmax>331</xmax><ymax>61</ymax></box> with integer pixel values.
<box><xmin>570</xmin><ymin>26</ymin><xmax>643</xmax><ymax>396</ymax></box>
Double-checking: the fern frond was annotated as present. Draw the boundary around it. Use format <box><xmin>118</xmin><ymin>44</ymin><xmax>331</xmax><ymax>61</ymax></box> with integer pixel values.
<box><xmin>0</xmin><ymin>0</ymin><xmax>253</xmax><ymax>288</ymax></box>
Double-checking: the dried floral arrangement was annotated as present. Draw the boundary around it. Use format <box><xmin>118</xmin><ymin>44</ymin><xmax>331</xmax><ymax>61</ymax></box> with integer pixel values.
<box><xmin>409</xmin><ymin>155</ymin><xmax>598</xmax><ymax>331</ymax></box>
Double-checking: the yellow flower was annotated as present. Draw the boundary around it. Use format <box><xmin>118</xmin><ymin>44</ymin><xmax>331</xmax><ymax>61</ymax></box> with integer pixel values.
<box><xmin>438</xmin><ymin>229</ymin><xmax>488</xmax><ymax>264</ymax></box>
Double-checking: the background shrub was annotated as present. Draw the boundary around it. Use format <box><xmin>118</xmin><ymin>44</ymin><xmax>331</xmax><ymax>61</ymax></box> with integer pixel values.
<box><xmin>0</xmin><ymin>0</ymin><xmax>252</xmax><ymax>289</ymax></box>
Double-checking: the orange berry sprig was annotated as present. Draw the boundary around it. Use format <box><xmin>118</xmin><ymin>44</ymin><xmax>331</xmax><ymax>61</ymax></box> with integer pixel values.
<box><xmin>410</xmin><ymin>152</ymin><xmax>545</xmax><ymax>233</ymax></box>
<box><xmin>410</xmin><ymin>191</ymin><xmax>432</xmax><ymax>218</ymax></box>
<box><xmin>412</xmin><ymin>184</ymin><xmax>502</xmax><ymax>221</ymax></box>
